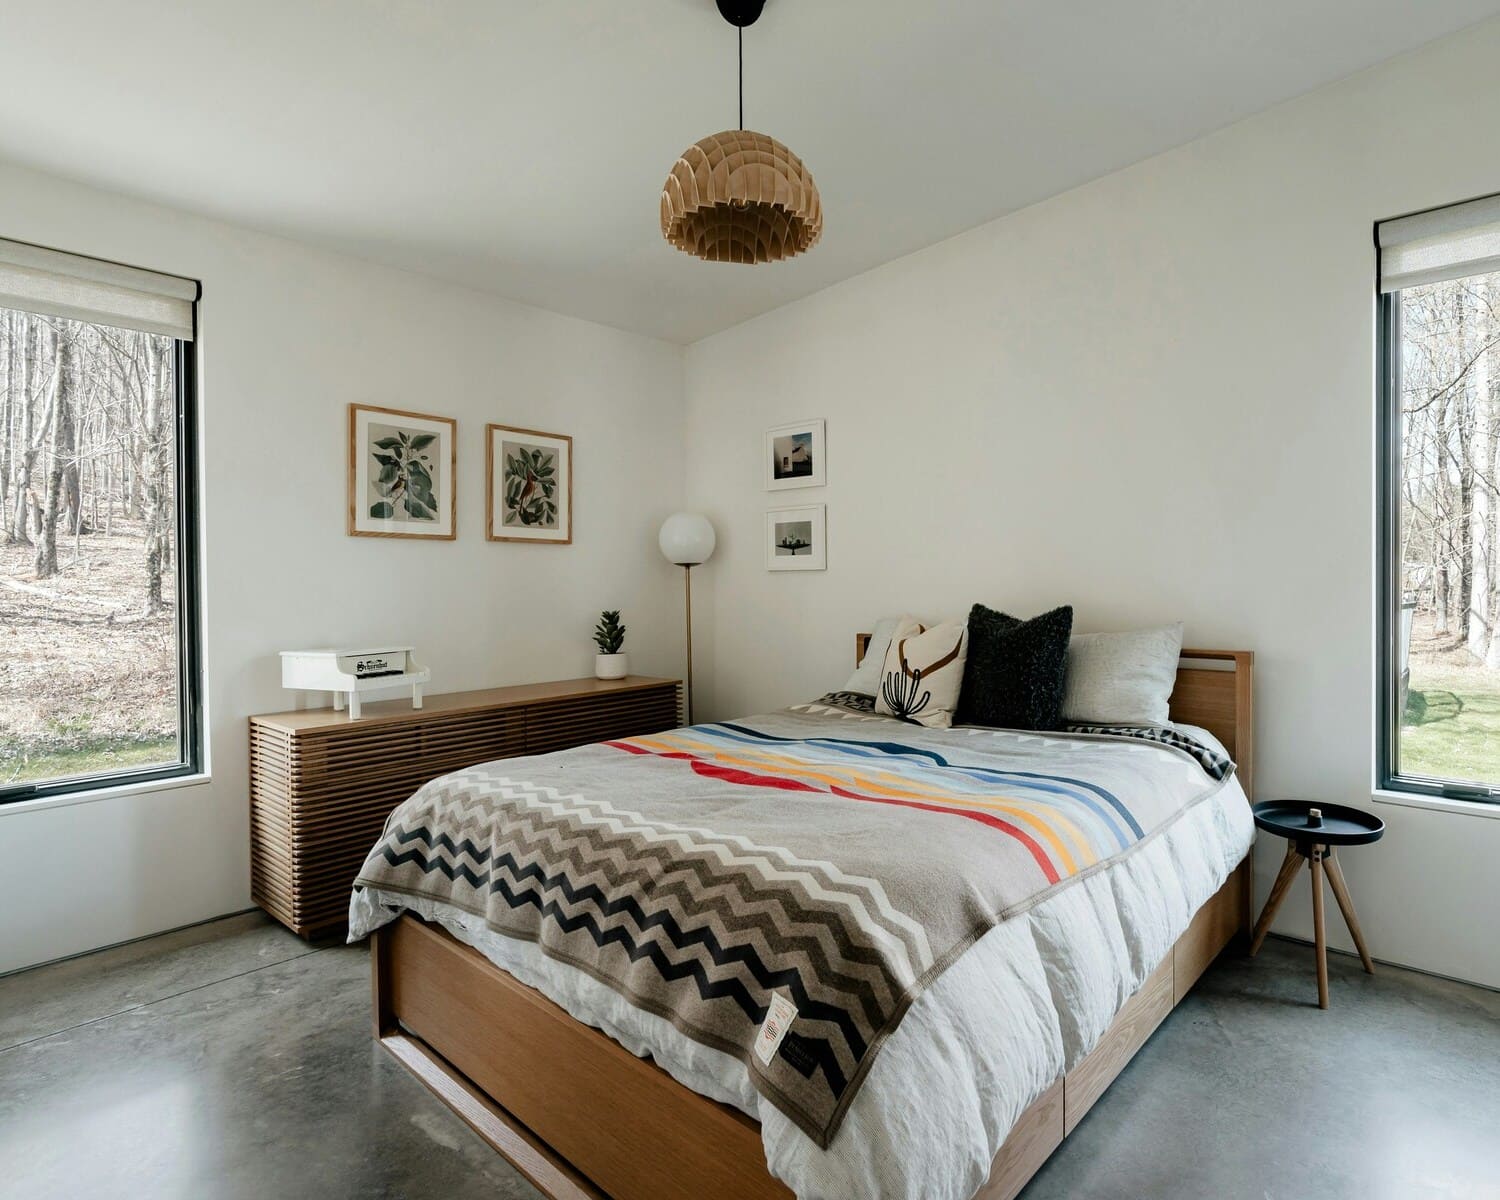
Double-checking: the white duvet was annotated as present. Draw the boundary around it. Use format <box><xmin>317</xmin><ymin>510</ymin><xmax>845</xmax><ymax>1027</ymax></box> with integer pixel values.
<box><xmin>351</xmin><ymin>732</ymin><xmax>1252</xmax><ymax>1200</ymax></box>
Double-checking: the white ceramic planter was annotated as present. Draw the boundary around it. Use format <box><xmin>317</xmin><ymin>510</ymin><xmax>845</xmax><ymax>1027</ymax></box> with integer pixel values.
<box><xmin>595</xmin><ymin>652</ymin><xmax>628</xmax><ymax>680</ymax></box>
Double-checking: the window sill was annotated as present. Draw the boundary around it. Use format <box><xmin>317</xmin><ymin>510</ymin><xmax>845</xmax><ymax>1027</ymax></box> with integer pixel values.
<box><xmin>0</xmin><ymin>771</ymin><xmax>211</xmax><ymax>817</ymax></box>
<box><xmin>1373</xmin><ymin>789</ymin><xmax>1500</xmax><ymax>821</ymax></box>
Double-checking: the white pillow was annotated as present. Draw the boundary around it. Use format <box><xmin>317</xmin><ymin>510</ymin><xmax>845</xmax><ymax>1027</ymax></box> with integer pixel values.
<box><xmin>1061</xmin><ymin>623</ymin><xmax>1183</xmax><ymax>726</ymax></box>
<box><xmin>844</xmin><ymin>615</ymin><xmax>913</xmax><ymax>695</ymax></box>
<box><xmin>875</xmin><ymin>618</ymin><xmax>968</xmax><ymax>729</ymax></box>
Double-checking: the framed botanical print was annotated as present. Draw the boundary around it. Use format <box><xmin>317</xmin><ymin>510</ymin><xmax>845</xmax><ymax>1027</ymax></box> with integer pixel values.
<box><xmin>765</xmin><ymin>418</ymin><xmax>825</xmax><ymax>490</ymax></box>
<box><xmin>348</xmin><ymin>403</ymin><xmax>456</xmax><ymax>539</ymax></box>
<box><xmin>487</xmin><ymin>424</ymin><xmax>573</xmax><ymax>543</ymax></box>
<box><xmin>766</xmin><ymin>504</ymin><xmax>826</xmax><ymax>571</ymax></box>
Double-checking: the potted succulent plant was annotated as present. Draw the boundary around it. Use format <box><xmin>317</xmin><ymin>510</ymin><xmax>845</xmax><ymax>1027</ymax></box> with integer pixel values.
<box><xmin>593</xmin><ymin>610</ymin><xmax>628</xmax><ymax>679</ymax></box>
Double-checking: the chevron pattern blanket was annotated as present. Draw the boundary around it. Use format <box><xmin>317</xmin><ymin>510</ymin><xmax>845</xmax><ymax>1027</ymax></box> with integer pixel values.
<box><xmin>352</xmin><ymin>708</ymin><xmax>1229</xmax><ymax>1147</ymax></box>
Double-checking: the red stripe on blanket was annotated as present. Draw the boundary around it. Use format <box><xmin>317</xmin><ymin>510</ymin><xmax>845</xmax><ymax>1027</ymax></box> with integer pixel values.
<box><xmin>608</xmin><ymin>739</ymin><xmax>1060</xmax><ymax>884</ymax></box>
<box><xmin>690</xmin><ymin>758</ymin><xmax>823</xmax><ymax>792</ymax></box>
<box><xmin>828</xmin><ymin>786</ymin><xmax>1059</xmax><ymax>884</ymax></box>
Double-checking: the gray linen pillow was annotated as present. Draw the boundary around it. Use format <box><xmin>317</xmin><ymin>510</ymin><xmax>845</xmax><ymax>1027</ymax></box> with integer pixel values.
<box><xmin>1060</xmin><ymin>623</ymin><xmax>1183</xmax><ymax>726</ymax></box>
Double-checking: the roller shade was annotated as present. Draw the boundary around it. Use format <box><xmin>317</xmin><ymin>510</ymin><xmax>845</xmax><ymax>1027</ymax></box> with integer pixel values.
<box><xmin>1379</xmin><ymin>194</ymin><xmax>1500</xmax><ymax>293</ymax></box>
<box><xmin>0</xmin><ymin>237</ymin><xmax>197</xmax><ymax>340</ymax></box>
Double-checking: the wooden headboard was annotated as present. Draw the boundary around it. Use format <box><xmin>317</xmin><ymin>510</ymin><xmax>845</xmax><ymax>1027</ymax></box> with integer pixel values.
<box><xmin>854</xmin><ymin>634</ymin><xmax>1254</xmax><ymax>799</ymax></box>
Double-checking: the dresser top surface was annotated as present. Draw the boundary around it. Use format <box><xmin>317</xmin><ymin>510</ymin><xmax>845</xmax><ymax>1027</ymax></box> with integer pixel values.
<box><xmin>251</xmin><ymin>675</ymin><xmax>681</xmax><ymax>735</ymax></box>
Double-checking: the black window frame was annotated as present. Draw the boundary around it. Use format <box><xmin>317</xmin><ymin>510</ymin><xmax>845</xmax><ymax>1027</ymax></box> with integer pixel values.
<box><xmin>1377</xmin><ymin>262</ymin><xmax>1500</xmax><ymax>803</ymax></box>
<box><xmin>0</xmin><ymin>336</ymin><xmax>203</xmax><ymax>805</ymax></box>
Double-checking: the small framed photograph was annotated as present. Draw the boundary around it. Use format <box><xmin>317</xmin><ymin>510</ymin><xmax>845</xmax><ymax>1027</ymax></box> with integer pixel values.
<box><xmin>766</xmin><ymin>504</ymin><xmax>826</xmax><ymax>571</ymax></box>
<box><xmin>348</xmin><ymin>403</ymin><xmax>456</xmax><ymax>539</ymax></box>
<box><xmin>765</xmin><ymin>419</ymin><xmax>826</xmax><ymax>490</ymax></box>
<box><xmin>487</xmin><ymin>424</ymin><xmax>573</xmax><ymax>543</ymax></box>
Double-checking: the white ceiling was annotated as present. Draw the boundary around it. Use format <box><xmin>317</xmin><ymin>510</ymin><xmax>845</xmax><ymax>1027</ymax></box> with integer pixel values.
<box><xmin>2</xmin><ymin>0</ymin><xmax>1497</xmax><ymax>344</ymax></box>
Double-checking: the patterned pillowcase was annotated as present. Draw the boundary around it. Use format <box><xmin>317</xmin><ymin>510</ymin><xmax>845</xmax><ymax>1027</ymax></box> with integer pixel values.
<box><xmin>807</xmin><ymin>691</ymin><xmax>877</xmax><ymax>714</ymax></box>
<box><xmin>875</xmin><ymin>618</ymin><xmax>969</xmax><ymax>729</ymax></box>
<box><xmin>1064</xmin><ymin>722</ymin><xmax>1232</xmax><ymax>780</ymax></box>
<box><xmin>955</xmin><ymin>604</ymin><xmax>1074</xmax><ymax>730</ymax></box>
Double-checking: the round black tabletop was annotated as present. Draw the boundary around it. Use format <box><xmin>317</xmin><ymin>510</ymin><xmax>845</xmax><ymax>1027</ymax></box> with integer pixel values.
<box><xmin>1252</xmin><ymin>800</ymin><xmax>1385</xmax><ymax>846</ymax></box>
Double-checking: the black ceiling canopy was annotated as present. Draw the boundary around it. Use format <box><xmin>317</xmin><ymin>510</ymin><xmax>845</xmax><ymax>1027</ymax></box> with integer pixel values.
<box><xmin>715</xmin><ymin>0</ymin><xmax>766</xmax><ymax>28</ymax></box>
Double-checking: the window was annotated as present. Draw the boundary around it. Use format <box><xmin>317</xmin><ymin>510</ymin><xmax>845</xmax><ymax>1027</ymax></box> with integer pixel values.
<box><xmin>1379</xmin><ymin>195</ymin><xmax>1500</xmax><ymax>801</ymax></box>
<box><xmin>0</xmin><ymin>238</ymin><xmax>200</xmax><ymax>803</ymax></box>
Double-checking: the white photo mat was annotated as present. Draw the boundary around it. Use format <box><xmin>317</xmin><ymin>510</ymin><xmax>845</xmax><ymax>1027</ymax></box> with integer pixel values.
<box><xmin>766</xmin><ymin>504</ymin><xmax>826</xmax><ymax>571</ymax></box>
<box><xmin>764</xmin><ymin>419</ymin><xmax>826</xmax><ymax>491</ymax></box>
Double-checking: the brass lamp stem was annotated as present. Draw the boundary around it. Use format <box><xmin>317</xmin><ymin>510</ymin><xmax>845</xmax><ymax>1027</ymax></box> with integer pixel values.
<box><xmin>684</xmin><ymin>563</ymin><xmax>695</xmax><ymax>725</ymax></box>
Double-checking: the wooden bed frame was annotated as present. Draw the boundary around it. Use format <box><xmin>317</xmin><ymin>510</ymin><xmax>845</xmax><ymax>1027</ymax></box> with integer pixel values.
<box><xmin>371</xmin><ymin>646</ymin><xmax>1254</xmax><ymax>1200</ymax></box>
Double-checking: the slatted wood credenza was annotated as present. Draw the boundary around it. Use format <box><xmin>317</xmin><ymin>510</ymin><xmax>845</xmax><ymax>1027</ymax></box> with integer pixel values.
<box><xmin>249</xmin><ymin>676</ymin><xmax>683</xmax><ymax>937</ymax></box>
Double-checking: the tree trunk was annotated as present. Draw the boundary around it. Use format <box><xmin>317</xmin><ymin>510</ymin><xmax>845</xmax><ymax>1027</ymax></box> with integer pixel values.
<box><xmin>1435</xmin><ymin>389</ymin><xmax>1452</xmax><ymax>633</ymax></box>
<box><xmin>1458</xmin><ymin>282</ymin><xmax>1498</xmax><ymax>660</ymax></box>
<box><xmin>0</xmin><ymin>310</ymin><xmax>14</xmax><ymax>521</ymax></box>
<box><xmin>88</xmin><ymin>445</ymin><xmax>99</xmax><ymax>532</ymax></box>
<box><xmin>126</xmin><ymin>430</ymin><xmax>143</xmax><ymax>520</ymax></box>
<box><xmin>9</xmin><ymin>316</ymin><xmax>39</xmax><ymax>544</ymax></box>
<box><xmin>141</xmin><ymin>338</ymin><xmax>171</xmax><ymax>614</ymax></box>
<box><xmin>33</xmin><ymin>330</ymin><xmax>76</xmax><ymax>579</ymax></box>
<box><xmin>1458</xmin><ymin>422</ymin><xmax>1475</xmax><ymax>649</ymax></box>
<box><xmin>1449</xmin><ymin>288</ymin><xmax>1478</xmax><ymax>657</ymax></box>
<box><xmin>1479</xmin><ymin>279</ymin><xmax>1500</xmax><ymax>666</ymax></box>
<box><xmin>63</xmin><ymin>418</ymin><xmax>83</xmax><ymax>538</ymax></box>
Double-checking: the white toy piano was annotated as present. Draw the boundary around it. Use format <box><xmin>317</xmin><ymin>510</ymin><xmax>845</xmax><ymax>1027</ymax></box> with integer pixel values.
<box><xmin>279</xmin><ymin>646</ymin><xmax>430</xmax><ymax>720</ymax></box>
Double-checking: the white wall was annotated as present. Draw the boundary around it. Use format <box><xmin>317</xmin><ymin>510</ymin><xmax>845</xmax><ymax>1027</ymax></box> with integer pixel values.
<box><xmin>683</xmin><ymin>24</ymin><xmax>1500</xmax><ymax>989</ymax></box>
<box><xmin>0</xmin><ymin>161</ymin><xmax>686</xmax><ymax>974</ymax></box>
<box><xmin>9</xmin><ymin>23</ymin><xmax>1500</xmax><ymax>991</ymax></box>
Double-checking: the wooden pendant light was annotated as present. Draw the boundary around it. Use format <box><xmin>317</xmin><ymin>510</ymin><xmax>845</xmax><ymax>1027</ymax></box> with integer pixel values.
<box><xmin>661</xmin><ymin>2</ymin><xmax>822</xmax><ymax>265</ymax></box>
<box><xmin>661</xmin><ymin>130</ymin><xmax>822</xmax><ymax>264</ymax></box>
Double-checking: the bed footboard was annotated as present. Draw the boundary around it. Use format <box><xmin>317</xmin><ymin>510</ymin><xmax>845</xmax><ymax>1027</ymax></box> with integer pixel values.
<box><xmin>373</xmin><ymin>857</ymin><xmax>1249</xmax><ymax>1200</ymax></box>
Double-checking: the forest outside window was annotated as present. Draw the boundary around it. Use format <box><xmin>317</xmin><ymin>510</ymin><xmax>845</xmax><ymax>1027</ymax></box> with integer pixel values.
<box><xmin>0</xmin><ymin>238</ymin><xmax>200</xmax><ymax>803</ymax></box>
<box><xmin>1379</xmin><ymin>195</ymin><xmax>1500</xmax><ymax>801</ymax></box>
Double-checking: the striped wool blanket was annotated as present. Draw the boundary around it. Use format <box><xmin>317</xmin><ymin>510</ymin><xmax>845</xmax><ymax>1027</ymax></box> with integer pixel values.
<box><xmin>351</xmin><ymin>707</ymin><xmax>1230</xmax><ymax>1147</ymax></box>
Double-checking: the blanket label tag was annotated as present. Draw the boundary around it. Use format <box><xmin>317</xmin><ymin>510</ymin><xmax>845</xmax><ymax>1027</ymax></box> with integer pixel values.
<box><xmin>754</xmin><ymin>992</ymin><xmax>798</xmax><ymax>1067</ymax></box>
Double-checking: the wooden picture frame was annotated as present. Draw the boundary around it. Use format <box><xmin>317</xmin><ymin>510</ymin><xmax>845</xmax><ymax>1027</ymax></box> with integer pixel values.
<box><xmin>766</xmin><ymin>504</ymin><xmax>826</xmax><ymax>571</ymax></box>
<box><xmin>764</xmin><ymin>418</ymin><xmax>825</xmax><ymax>490</ymax></box>
<box><xmin>347</xmin><ymin>403</ymin><xmax>457</xmax><ymax>540</ymax></box>
<box><xmin>487</xmin><ymin>424</ymin><xmax>573</xmax><ymax>544</ymax></box>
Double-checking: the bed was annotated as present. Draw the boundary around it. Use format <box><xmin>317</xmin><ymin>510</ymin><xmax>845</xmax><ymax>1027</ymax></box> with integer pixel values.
<box><xmin>353</xmin><ymin>643</ymin><xmax>1254</xmax><ymax>1200</ymax></box>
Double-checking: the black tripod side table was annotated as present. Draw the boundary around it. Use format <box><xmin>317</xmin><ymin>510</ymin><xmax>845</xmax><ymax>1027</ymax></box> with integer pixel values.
<box><xmin>1248</xmin><ymin>800</ymin><xmax>1385</xmax><ymax>1009</ymax></box>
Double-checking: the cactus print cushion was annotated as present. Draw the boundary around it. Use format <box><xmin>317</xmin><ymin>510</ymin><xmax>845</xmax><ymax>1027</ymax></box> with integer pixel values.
<box><xmin>956</xmin><ymin>603</ymin><xmax>1074</xmax><ymax>730</ymax></box>
<box><xmin>874</xmin><ymin>617</ymin><xmax>969</xmax><ymax>729</ymax></box>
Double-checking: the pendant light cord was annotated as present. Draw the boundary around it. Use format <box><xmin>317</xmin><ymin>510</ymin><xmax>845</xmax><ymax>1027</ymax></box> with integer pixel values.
<box><xmin>738</xmin><ymin>25</ymin><xmax>744</xmax><ymax>129</ymax></box>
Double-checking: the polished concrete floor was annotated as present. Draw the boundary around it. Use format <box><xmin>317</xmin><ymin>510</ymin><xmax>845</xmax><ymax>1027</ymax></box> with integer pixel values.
<box><xmin>1</xmin><ymin>914</ymin><xmax>1496</xmax><ymax>1200</ymax></box>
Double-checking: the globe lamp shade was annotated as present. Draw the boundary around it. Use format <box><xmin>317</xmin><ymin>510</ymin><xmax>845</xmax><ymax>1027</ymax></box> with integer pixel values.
<box><xmin>658</xmin><ymin>513</ymin><xmax>716</xmax><ymax>566</ymax></box>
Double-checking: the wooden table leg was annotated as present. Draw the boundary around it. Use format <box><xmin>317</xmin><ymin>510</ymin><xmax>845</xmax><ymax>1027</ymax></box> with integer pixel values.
<box><xmin>1250</xmin><ymin>841</ymin><xmax>1303</xmax><ymax>957</ymax></box>
<box><xmin>1324</xmin><ymin>850</ymin><xmax>1375</xmax><ymax>975</ymax></box>
<box><xmin>1310</xmin><ymin>845</ymin><xmax>1329</xmax><ymax>1010</ymax></box>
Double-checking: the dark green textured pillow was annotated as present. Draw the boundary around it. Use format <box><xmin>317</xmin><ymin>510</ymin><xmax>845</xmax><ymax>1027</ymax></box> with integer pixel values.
<box><xmin>955</xmin><ymin>604</ymin><xmax>1074</xmax><ymax>730</ymax></box>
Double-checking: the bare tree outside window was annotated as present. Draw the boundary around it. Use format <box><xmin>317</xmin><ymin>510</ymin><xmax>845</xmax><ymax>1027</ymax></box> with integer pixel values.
<box><xmin>0</xmin><ymin>306</ymin><xmax>184</xmax><ymax>789</ymax></box>
<box><xmin>1396</xmin><ymin>269</ymin><xmax>1500</xmax><ymax>789</ymax></box>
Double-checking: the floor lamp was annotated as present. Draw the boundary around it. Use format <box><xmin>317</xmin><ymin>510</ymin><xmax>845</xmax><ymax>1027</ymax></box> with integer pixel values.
<box><xmin>658</xmin><ymin>513</ymin><xmax>716</xmax><ymax>725</ymax></box>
